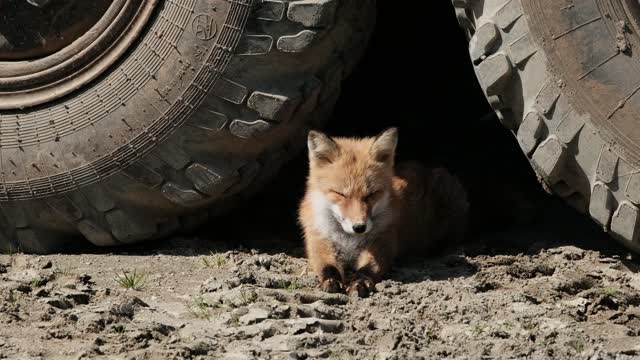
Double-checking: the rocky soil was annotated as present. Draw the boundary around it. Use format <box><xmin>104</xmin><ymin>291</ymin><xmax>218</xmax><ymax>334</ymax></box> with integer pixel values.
<box><xmin>1</xmin><ymin>195</ymin><xmax>640</xmax><ymax>360</ymax></box>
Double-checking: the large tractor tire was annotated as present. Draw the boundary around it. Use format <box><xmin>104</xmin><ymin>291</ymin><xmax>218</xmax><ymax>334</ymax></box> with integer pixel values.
<box><xmin>0</xmin><ymin>0</ymin><xmax>375</xmax><ymax>253</ymax></box>
<box><xmin>452</xmin><ymin>0</ymin><xmax>640</xmax><ymax>253</ymax></box>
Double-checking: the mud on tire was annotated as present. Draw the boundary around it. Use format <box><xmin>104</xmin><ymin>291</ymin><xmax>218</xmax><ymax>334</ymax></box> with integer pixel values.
<box><xmin>0</xmin><ymin>0</ymin><xmax>376</xmax><ymax>253</ymax></box>
<box><xmin>452</xmin><ymin>0</ymin><xmax>640</xmax><ymax>253</ymax></box>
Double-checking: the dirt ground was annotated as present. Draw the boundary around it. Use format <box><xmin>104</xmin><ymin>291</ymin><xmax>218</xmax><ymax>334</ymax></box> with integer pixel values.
<box><xmin>1</xmin><ymin>191</ymin><xmax>640</xmax><ymax>360</ymax></box>
<box><xmin>6</xmin><ymin>3</ymin><xmax>638</xmax><ymax>359</ymax></box>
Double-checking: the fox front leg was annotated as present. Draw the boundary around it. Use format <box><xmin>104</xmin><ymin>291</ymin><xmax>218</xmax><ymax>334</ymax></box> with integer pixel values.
<box><xmin>305</xmin><ymin>232</ymin><xmax>346</xmax><ymax>293</ymax></box>
<box><xmin>319</xmin><ymin>265</ymin><xmax>345</xmax><ymax>293</ymax></box>
<box><xmin>348</xmin><ymin>244</ymin><xmax>394</xmax><ymax>298</ymax></box>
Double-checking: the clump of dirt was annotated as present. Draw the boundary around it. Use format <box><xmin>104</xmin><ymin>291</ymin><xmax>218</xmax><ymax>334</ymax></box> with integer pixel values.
<box><xmin>1</xmin><ymin>203</ymin><xmax>640</xmax><ymax>359</ymax></box>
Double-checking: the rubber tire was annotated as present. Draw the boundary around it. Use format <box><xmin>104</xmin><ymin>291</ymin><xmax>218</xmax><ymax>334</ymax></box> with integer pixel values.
<box><xmin>452</xmin><ymin>0</ymin><xmax>640</xmax><ymax>253</ymax></box>
<box><xmin>0</xmin><ymin>0</ymin><xmax>376</xmax><ymax>254</ymax></box>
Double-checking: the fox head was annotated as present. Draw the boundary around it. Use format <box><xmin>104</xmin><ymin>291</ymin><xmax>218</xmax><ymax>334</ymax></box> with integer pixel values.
<box><xmin>306</xmin><ymin>128</ymin><xmax>398</xmax><ymax>237</ymax></box>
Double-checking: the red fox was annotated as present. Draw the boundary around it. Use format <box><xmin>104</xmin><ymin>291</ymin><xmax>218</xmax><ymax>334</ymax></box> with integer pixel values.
<box><xmin>298</xmin><ymin>128</ymin><xmax>469</xmax><ymax>297</ymax></box>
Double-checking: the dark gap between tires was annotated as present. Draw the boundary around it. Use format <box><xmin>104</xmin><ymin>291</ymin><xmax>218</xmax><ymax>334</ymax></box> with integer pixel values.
<box><xmin>66</xmin><ymin>1</ymin><xmax>627</xmax><ymax>257</ymax></box>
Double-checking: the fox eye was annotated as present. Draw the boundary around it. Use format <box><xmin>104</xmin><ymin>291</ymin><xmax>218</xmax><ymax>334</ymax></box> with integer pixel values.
<box><xmin>365</xmin><ymin>191</ymin><xmax>380</xmax><ymax>201</ymax></box>
<box><xmin>330</xmin><ymin>190</ymin><xmax>345</xmax><ymax>197</ymax></box>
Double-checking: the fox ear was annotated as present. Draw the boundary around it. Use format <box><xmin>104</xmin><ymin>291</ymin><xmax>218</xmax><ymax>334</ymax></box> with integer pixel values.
<box><xmin>308</xmin><ymin>130</ymin><xmax>340</xmax><ymax>164</ymax></box>
<box><xmin>370</xmin><ymin>127</ymin><xmax>398</xmax><ymax>164</ymax></box>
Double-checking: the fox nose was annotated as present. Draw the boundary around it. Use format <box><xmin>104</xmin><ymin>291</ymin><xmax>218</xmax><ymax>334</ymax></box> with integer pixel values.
<box><xmin>352</xmin><ymin>224</ymin><xmax>367</xmax><ymax>234</ymax></box>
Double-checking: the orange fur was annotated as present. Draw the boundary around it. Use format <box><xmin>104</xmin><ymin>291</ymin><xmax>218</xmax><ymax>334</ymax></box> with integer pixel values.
<box><xmin>298</xmin><ymin>128</ymin><xmax>469</xmax><ymax>297</ymax></box>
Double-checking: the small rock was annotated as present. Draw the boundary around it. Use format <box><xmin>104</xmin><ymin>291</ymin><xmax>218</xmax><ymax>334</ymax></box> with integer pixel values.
<box><xmin>201</xmin><ymin>278</ymin><xmax>224</xmax><ymax>292</ymax></box>
<box><xmin>42</xmin><ymin>297</ymin><xmax>74</xmax><ymax>310</ymax></box>
<box><xmin>0</xmin><ymin>264</ymin><xmax>7</xmax><ymax>274</ymax></box>
<box><xmin>473</xmin><ymin>279</ymin><xmax>499</xmax><ymax>293</ymax></box>
<box><xmin>598</xmin><ymin>257</ymin><xmax>619</xmax><ymax>264</ymax></box>
<box><xmin>239</xmin><ymin>304</ymin><xmax>271</xmax><ymax>325</ymax></box>
<box><xmin>225</xmin><ymin>273</ymin><xmax>256</xmax><ymax>289</ymax></box>
<box><xmin>491</xmin><ymin>330</ymin><xmax>510</xmax><ymax>339</ymax></box>
<box><xmin>114</xmin><ymin>303</ymin><xmax>135</xmax><ymax>318</ymax></box>
<box><xmin>62</xmin><ymin>282</ymin><xmax>77</xmax><ymax>290</ymax></box>
<box><xmin>129</xmin><ymin>329</ymin><xmax>153</xmax><ymax>342</ymax></box>
<box><xmin>272</xmin><ymin>304</ymin><xmax>291</xmax><ymax>319</ymax></box>
<box><xmin>561</xmin><ymin>247</ymin><xmax>585</xmax><ymax>261</ymax></box>
<box><xmin>374</xmin><ymin>282</ymin><xmax>388</xmax><ymax>292</ymax></box>
<box><xmin>257</xmin><ymin>256</ymin><xmax>271</xmax><ymax>270</ymax></box>
<box><xmin>61</xmin><ymin>290</ymin><xmax>90</xmax><ymax>305</ymax></box>
<box><xmin>41</xmin><ymin>260</ymin><xmax>52</xmax><ymax>269</ymax></box>
<box><xmin>78</xmin><ymin>274</ymin><xmax>92</xmax><ymax>284</ymax></box>
<box><xmin>232</xmin><ymin>306</ymin><xmax>249</xmax><ymax>317</ymax></box>
<box><xmin>110</xmin><ymin>297</ymin><xmax>148</xmax><ymax>318</ymax></box>
<box><xmin>562</xmin><ymin>297</ymin><xmax>590</xmax><ymax>310</ymax></box>
<box><xmin>15</xmin><ymin>284</ymin><xmax>32</xmax><ymax>293</ymax></box>
<box><xmin>47</xmin><ymin>329</ymin><xmax>71</xmax><ymax>340</ymax></box>
<box><xmin>34</xmin><ymin>288</ymin><xmax>49</xmax><ymax>297</ymax></box>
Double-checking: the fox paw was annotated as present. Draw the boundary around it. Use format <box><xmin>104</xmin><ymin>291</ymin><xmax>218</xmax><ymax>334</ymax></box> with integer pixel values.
<box><xmin>319</xmin><ymin>278</ymin><xmax>344</xmax><ymax>293</ymax></box>
<box><xmin>347</xmin><ymin>278</ymin><xmax>375</xmax><ymax>298</ymax></box>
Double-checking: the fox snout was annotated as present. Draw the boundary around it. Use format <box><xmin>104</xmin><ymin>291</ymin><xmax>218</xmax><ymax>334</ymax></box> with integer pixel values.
<box><xmin>331</xmin><ymin>199</ymin><xmax>372</xmax><ymax>235</ymax></box>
